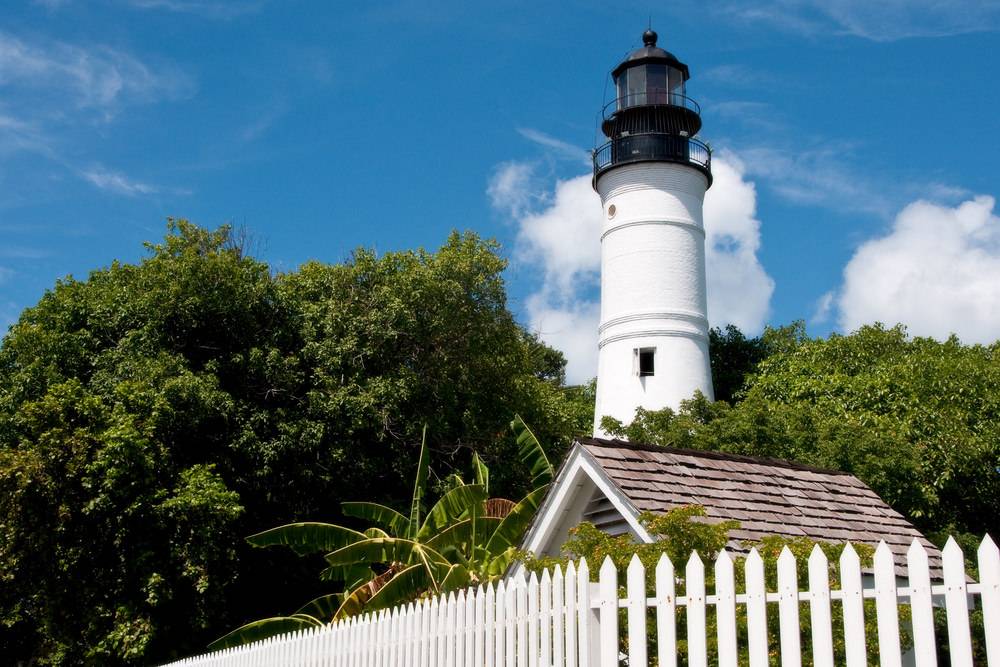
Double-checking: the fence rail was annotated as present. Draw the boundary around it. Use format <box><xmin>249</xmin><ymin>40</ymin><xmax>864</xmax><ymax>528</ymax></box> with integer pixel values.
<box><xmin>166</xmin><ymin>535</ymin><xmax>1000</xmax><ymax>666</ymax></box>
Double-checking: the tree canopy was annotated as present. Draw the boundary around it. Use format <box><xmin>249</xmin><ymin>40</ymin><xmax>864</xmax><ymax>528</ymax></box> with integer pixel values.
<box><xmin>0</xmin><ymin>221</ymin><xmax>589</xmax><ymax>665</ymax></box>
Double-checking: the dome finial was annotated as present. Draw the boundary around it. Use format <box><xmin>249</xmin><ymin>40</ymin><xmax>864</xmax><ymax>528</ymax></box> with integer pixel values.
<box><xmin>642</xmin><ymin>27</ymin><xmax>658</xmax><ymax>47</ymax></box>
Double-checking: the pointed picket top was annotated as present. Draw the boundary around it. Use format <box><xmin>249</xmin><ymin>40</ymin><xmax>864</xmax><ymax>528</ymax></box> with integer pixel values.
<box><xmin>874</xmin><ymin>540</ymin><xmax>902</xmax><ymax>667</ymax></box>
<box><xmin>942</xmin><ymin>536</ymin><xmax>974</xmax><ymax>667</ymax></box>
<box><xmin>776</xmin><ymin>546</ymin><xmax>802</xmax><ymax>667</ymax></box>
<box><xmin>541</xmin><ymin>567</ymin><xmax>552</xmax><ymax>588</ymax></box>
<box><xmin>600</xmin><ymin>554</ymin><xmax>618</xmax><ymax>582</ymax></box>
<box><xmin>686</xmin><ymin>549</ymin><xmax>704</xmax><ymax>579</ymax></box>
<box><xmin>656</xmin><ymin>551</ymin><xmax>674</xmax><ymax>582</ymax></box>
<box><xmin>577</xmin><ymin>556</ymin><xmax>589</xmax><ymax>582</ymax></box>
<box><xmin>978</xmin><ymin>533</ymin><xmax>1000</xmax><ymax>665</ymax></box>
<box><xmin>806</xmin><ymin>545</ymin><xmax>834</xmax><ymax>667</ymax></box>
<box><xmin>513</xmin><ymin>566</ymin><xmax>528</xmax><ymax>591</ymax></box>
<box><xmin>714</xmin><ymin>550</ymin><xmax>737</xmax><ymax>667</ymax></box>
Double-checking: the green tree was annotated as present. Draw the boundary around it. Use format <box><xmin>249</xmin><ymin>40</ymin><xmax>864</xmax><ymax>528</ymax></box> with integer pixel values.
<box><xmin>603</xmin><ymin>323</ymin><xmax>1000</xmax><ymax>541</ymax></box>
<box><xmin>0</xmin><ymin>221</ymin><xmax>582</xmax><ymax>665</ymax></box>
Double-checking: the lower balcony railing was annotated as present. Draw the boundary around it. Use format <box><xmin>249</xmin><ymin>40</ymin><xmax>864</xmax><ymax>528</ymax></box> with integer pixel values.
<box><xmin>593</xmin><ymin>133</ymin><xmax>712</xmax><ymax>184</ymax></box>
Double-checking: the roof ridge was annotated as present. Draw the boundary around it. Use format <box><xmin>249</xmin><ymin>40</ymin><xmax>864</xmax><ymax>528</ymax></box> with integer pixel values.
<box><xmin>576</xmin><ymin>436</ymin><xmax>855</xmax><ymax>477</ymax></box>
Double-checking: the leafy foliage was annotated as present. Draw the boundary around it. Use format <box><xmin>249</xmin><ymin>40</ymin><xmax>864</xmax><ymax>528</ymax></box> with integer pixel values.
<box><xmin>603</xmin><ymin>322</ymin><xmax>1000</xmax><ymax>541</ymax></box>
<box><xmin>0</xmin><ymin>221</ymin><xmax>586</xmax><ymax>665</ymax></box>
<box><xmin>211</xmin><ymin>416</ymin><xmax>556</xmax><ymax>649</ymax></box>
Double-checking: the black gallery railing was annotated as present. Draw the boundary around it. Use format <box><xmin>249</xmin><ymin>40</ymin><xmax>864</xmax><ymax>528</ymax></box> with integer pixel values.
<box><xmin>593</xmin><ymin>134</ymin><xmax>712</xmax><ymax>182</ymax></box>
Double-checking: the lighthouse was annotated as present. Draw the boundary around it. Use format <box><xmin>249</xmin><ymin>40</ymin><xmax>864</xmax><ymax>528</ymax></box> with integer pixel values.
<box><xmin>592</xmin><ymin>29</ymin><xmax>714</xmax><ymax>435</ymax></box>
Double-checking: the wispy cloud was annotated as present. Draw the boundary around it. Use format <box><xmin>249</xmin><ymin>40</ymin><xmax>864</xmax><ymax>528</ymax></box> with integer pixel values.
<box><xmin>80</xmin><ymin>165</ymin><xmax>158</xmax><ymax>196</ymax></box>
<box><xmin>517</xmin><ymin>128</ymin><xmax>591</xmax><ymax>166</ymax></box>
<box><xmin>717</xmin><ymin>0</ymin><xmax>1000</xmax><ymax>41</ymax></box>
<box><xmin>124</xmin><ymin>0</ymin><xmax>266</xmax><ymax>18</ymax></box>
<box><xmin>0</xmin><ymin>31</ymin><xmax>193</xmax><ymax>117</ymax></box>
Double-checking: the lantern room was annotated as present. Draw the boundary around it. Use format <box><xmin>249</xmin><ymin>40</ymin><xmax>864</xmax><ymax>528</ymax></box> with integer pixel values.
<box><xmin>612</xmin><ymin>29</ymin><xmax>689</xmax><ymax>110</ymax></box>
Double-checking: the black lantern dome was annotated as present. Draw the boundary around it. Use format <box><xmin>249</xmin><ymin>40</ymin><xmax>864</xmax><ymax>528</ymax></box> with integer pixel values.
<box><xmin>593</xmin><ymin>30</ymin><xmax>712</xmax><ymax>187</ymax></box>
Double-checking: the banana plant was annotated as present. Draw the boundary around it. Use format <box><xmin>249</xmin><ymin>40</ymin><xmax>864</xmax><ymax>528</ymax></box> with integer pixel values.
<box><xmin>210</xmin><ymin>417</ymin><xmax>555</xmax><ymax>650</ymax></box>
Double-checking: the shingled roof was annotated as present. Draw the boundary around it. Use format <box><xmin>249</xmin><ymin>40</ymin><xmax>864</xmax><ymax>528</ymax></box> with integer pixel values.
<box><xmin>576</xmin><ymin>437</ymin><xmax>943</xmax><ymax>577</ymax></box>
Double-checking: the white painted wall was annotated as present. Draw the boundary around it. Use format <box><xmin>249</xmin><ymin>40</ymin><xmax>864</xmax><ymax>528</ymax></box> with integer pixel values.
<box><xmin>593</xmin><ymin>162</ymin><xmax>714</xmax><ymax>435</ymax></box>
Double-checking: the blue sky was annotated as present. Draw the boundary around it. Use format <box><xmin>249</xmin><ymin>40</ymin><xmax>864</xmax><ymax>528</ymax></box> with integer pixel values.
<box><xmin>2</xmin><ymin>1</ymin><xmax>999</xmax><ymax>382</ymax></box>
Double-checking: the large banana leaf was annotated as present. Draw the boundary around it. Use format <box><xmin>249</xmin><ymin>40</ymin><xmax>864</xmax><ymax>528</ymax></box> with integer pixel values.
<box><xmin>409</xmin><ymin>425</ymin><xmax>430</xmax><ymax>539</ymax></box>
<box><xmin>247</xmin><ymin>522</ymin><xmax>366</xmax><ymax>556</ymax></box>
<box><xmin>438</xmin><ymin>563</ymin><xmax>471</xmax><ymax>591</ymax></box>
<box><xmin>323</xmin><ymin>537</ymin><xmax>451</xmax><ymax>580</ymax></box>
<box><xmin>471</xmin><ymin>452</ymin><xmax>489</xmax><ymax>491</ymax></box>
<box><xmin>417</xmin><ymin>483</ymin><xmax>487</xmax><ymax>539</ymax></box>
<box><xmin>360</xmin><ymin>563</ymin><xmax>431</xmax><ymax>613</ymax></box>
<box><xmin>342</xmin><ymin>502</ymin><xmax>411</xmax><ymax>537</ymax></box>
<box><xmin>207</xmin><ymin>614</ymin><xmax>322</xmax><ymax>651</ymax></box>
<box><xmin>424</xmin><ymin>516</ymin><xmax>503</xmax><ymax>552</ymax></box>
<box><xmin>295</xmin><ymin>593</ymin><xmax>343</xmax><ymax>622</ymax></box>
<box><xmin>510</xmin><ymin>414</ymin><xmax>553</xmax><ymax>487</ymax></box>
<box><xmin>484</xmin><ymin>484</ymin><xmax>550</xmax><ymax>554</ymax></box>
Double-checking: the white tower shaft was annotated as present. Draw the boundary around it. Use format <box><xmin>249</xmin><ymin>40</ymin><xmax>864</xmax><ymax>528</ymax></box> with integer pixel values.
<box><xmin>592</xmin><ymin>162</ymin><xmax>714</xmax><ymax>435</ymax></box>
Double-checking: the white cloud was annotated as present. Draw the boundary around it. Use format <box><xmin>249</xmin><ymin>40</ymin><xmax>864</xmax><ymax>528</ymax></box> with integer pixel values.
<box><xmin>719</xmin><ymin>0</ymin><xmax>1000</xmax><ymax>41</ymax></box>
<box><xmin>836</xmin><ymin>195</ymin><xmax>1000</xmax><ymax>343</ymax></box>
<box><xmin>0</xmin><ymin>31</ymin><xmax>193</xmax><ymax>115</ymax></box>
<box><xmin>490</xmin><ymin>152</ymin><xmax>773</xmax><ymax>383</ymax></box>
<box><xmin>703</xmin><ymin>154</ymin><xmax>775</xmax><ymax>333</ymax></box>
<box><xmin>81</xmin><ymin>166</ymin><xmax>158</xmax><ymax>196</ymax></box>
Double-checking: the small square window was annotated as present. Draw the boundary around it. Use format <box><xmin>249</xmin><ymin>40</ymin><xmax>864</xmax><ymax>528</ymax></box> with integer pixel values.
<box><xmin>637</xmin><ymin>347</ymin><xmax>655</xmax><ymax>376</ymax></box>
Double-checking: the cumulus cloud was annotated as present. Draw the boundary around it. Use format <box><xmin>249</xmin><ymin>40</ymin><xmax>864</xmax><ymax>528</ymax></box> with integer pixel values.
<box><xmin>489</xmin><ymin>153</ymin><xmax>773</xmax><ymax>383</ymax></box>
<box><xmin>836</xmin><ymin>195</ymin><xmax>1000</xmax><ymax>343</ymax></box>
<box><xmin>703</xmin><ymin>154</ymin><xmax>775</xmax><ymax>333</ymax></box>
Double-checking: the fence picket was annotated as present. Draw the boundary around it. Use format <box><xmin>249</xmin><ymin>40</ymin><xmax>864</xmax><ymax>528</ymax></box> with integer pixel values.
<box><xmin>506</xmin><ymin>576</ymin><xmax>517</xmax><ymax>667</ymax></box>
<box><xmin>979</xmin><ymin>535</ymin><xmax>1000</xmax><ymax>666</ymax></box>
<box><xmin>777</xmin><ymin>546</ymin><xmax>802</xmax><ymax>667</ymax></box>
<box><xmin>714</xmin><ymin>551</ymin><xmax>737</xmax><ymax>667</ymax></box>
<box><xmin>540</xmin><ymin>569</ymin><xmax>552</xmax><ymax>667</ymax></box>
<box><xmin>686</xmin><ymin>552</ymin><xmax>707</xmax><ymax>667</ymax></box>
<box><xmin>564</xmin><ymin>562</ymin><xmax>577</xmax><ymax>667</ymax></box>
<box><xmin>476</xmin><ymin>586</ymin><xmax>488</xmax><ymax>667</ymax></box>
<box><xmin>455</xmin><ymin>590</ymin><xmax>466</xmax><ymax>667</ymax></box>
<box><xmin>495</xmin><ymin>580</ymin><xmax>507</xmax><ymax>667</ymax></box>
<box><xmin>745</xmin><ymin>548</ymin><xmax>768</xmax><ymax>667</ymax></box>
<box><xmin>655</xmin><ymin>553</ymin><xmax>677</xmax><ymax>667</ymax></box>
<box><xmin>576</xmin><ymin>558</ymin><xmax>591</xmax><ymax>667</ymax></box>
<box><xmin>419</xmin><ymin>599</ymin><xmax>431</xmax><ymax>667</ymax></box>
<box><xmin>528</xmin><ymin>572</ymin><xmax>539</xmax><ymax>667</ymax></box>
<box><xmin>552</xmin><ymin>565</ymin><xmax>565</xmax><ymax>667</ymax></box>
<box><xmin>905</xmin><ymin>539</ymin><xmax>938</xmax><ymax>667</ymax></box>
<box><xmin>873</xmin><ymin>542</ymin><xmax>902</xmax><ymax>667</ymax></box>
<box><xmin>839</xmin><ymin>543</ymin><xmax>867</xmax><ymax>667</ymax></box>
<box><xmin>599</xmin><ymin>556</ymin><xmax>618</xmax><ymax>667</ymax></box>
<box><xmin>941</xmin><ymin>538</ymin><xmax>974</xmax><ymax>667</ymax></box>
<box><xmin>465</xmin><ymin>589</ymin><xmax>476</xmax><ymax>667</ymax></box>
<box><xmin>485</xmin><ymin>583</ymin><xmax>496</xmax><ymax>667</ymax></box>
<box><xmin>807</xmin><ymin>546</ymin><xmax>834</xmax><ymax>667</ymax></box>
<box><xmin>516</xmin><ymin>572</ymin><xmax>528</xmax><ymax>667</ymax></box>
<box><xmin>626</xmin><ymin>554</ymin><xmax>647</xmax><ymax>667</ymax></box>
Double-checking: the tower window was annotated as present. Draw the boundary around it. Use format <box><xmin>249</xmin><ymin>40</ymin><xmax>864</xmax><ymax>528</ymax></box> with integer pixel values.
<box><xmin>637</xmin><ymin>347</ymin><xmax>655</xmax><ymax>377</ymax></box>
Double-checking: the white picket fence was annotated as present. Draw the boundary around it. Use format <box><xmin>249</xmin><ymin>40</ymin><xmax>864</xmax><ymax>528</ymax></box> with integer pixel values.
<box><xmin>167</xmin><ymin>536</ymin><xmax>1000</xmax><ymax>667</ymax></box>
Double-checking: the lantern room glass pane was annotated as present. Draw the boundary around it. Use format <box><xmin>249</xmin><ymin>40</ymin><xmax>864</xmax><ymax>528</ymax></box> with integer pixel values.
<box><xmin>625</xmin><ymin>66</ymin><xmax>646</xmax><ymax>107</ymax></box>
<box><xmin>646</xmin><ymin>64</ymin><xmax>667</xmax><ymax>104</ymax></box>
<box><xmin>668</xmin><ymin>66</ymin><xmax>686</xmax><ymax>105</ymax></box>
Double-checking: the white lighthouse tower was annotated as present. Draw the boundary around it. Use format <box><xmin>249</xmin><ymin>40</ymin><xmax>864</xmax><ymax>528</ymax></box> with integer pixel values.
<box><xmin>592</xmin><ymin>29</ymin><xmax>714</xmax><ymax>435</ymax></box>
